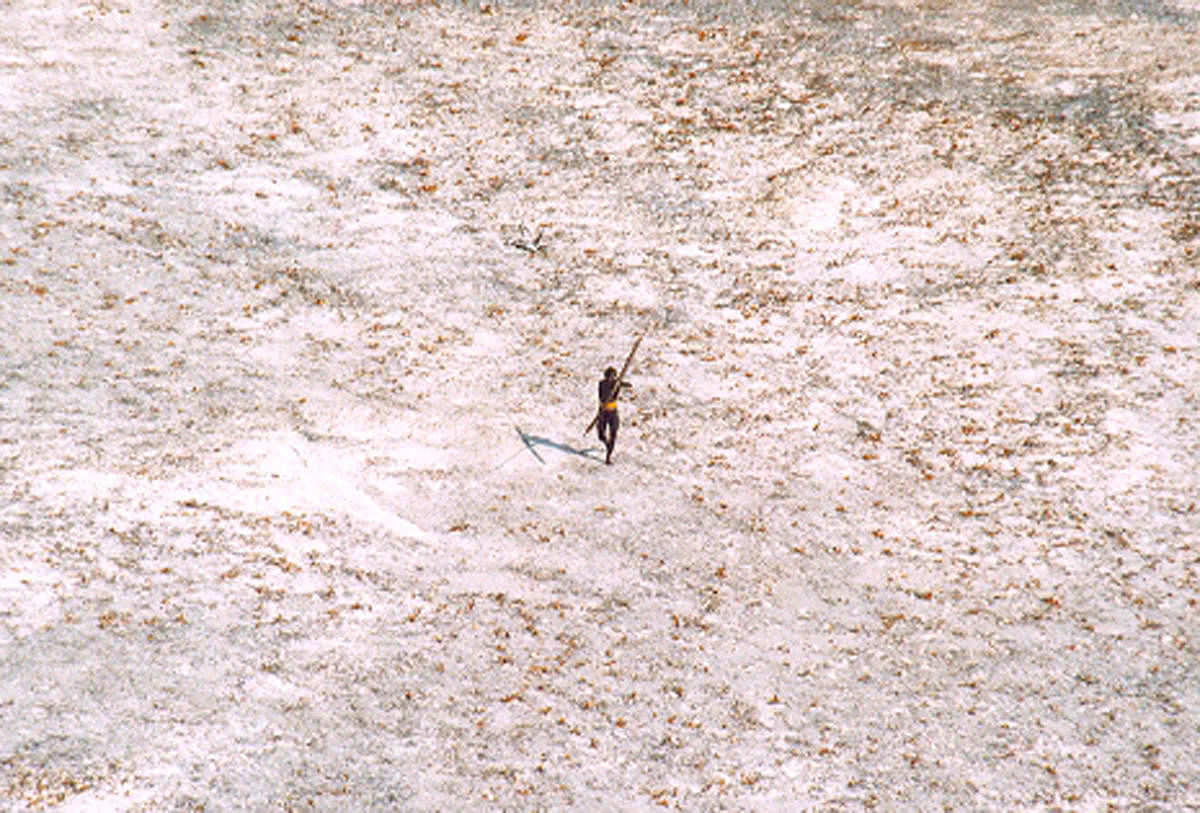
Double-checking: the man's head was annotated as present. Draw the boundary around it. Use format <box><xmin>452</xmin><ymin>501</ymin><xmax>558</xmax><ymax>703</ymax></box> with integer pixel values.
<box><xmin>604</xmin><ymin>366</ymin><xmax>617</xmax><ymax>379</ymax></box>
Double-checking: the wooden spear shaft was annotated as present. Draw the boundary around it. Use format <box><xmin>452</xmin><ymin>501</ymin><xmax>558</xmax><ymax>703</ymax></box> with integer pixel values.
<box><xmin>584</xmin><ymin>334</ymin><xmax>643</xmax><ymax>436</ymax></box>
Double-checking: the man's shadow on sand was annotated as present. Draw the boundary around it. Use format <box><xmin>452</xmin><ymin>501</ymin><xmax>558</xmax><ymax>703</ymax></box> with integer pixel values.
<box><xmin>515</xmin><ymin>426</ymin><xmax>605</xmax><ymax>465</ymax></box>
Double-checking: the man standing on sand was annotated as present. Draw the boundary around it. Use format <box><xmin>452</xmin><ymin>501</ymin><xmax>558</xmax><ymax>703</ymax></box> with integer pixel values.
<box><xmin>586</xmin><ymin>334</ymin><xmax>641</xmax><ymax>465</ymax></box>
<box><xmin>597</xmin><ymin>366</ymin><xmax>624</xmax><ymax>465</ymax></box>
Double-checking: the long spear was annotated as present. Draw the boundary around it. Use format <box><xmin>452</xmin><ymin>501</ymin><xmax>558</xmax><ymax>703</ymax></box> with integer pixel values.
<box><xmin>584</xmin><ymin>334</ymin><xmax>643</xmax><ymax>436</ymax></box>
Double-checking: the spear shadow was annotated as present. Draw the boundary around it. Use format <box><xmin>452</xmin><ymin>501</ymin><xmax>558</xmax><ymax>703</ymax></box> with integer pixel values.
<box><xmin>516</xmin><ymin>426</ymin><xmax>604</xmax><ymax>465</ymax></box>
